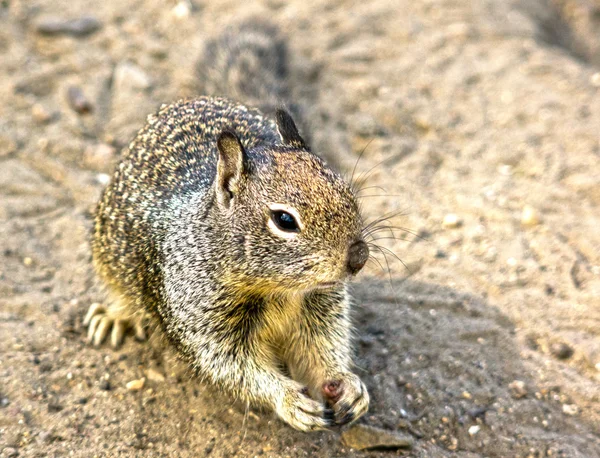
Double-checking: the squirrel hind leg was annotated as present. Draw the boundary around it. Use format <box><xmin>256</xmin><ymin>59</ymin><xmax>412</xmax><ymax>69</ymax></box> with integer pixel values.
<box><xmin>83</xmin><ymin>299</ymin><xmax>146</xmax><ymax>348</ymax></box>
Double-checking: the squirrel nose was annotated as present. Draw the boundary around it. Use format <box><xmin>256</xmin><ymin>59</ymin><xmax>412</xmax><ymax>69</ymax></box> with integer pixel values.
<box><xmin>347</xmin><ymin>240</ymin><xmax>369</xmax><ymax>275</ymax></box>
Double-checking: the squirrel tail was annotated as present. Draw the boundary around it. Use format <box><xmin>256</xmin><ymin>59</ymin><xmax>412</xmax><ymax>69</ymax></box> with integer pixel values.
<box><xmin>199</xmin><ymin>20</ymin><xmax>291</xmax><ymax>117</ymax></box>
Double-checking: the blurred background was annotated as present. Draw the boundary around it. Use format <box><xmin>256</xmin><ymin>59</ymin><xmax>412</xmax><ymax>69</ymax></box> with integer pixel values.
<box><xmin>1</xmin><ymin>0</ymin><xmax>599</xmax><ymax>456</ymax></box>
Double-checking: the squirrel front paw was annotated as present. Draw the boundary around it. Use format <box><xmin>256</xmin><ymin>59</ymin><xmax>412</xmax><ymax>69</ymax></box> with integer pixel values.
<box><xmin>83</xmin><ymin>303</ymin><xmax>146</xmax><ymax>348</ymax></box>
<box><xmin>275</xmin><ymin>384</ymin><xmax>335</xmax><ymax>432</ymax></box>
<box><xmin>322</xmin><ymin>373</ymin><xmax>369</xmax><ymax>426</ymax></box>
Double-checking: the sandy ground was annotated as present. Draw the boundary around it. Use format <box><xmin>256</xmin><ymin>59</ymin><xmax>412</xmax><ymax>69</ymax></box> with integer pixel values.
<box><xmin>1</xmin><ymin>0</ymin><xmax>599</xmax><ymax>456</ymax></box>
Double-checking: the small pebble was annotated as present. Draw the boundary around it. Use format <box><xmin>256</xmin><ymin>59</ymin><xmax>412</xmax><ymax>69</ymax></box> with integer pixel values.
<box><xmin>84</xmin><ymin>143</ymin><xmax>116</xmax><ymax>170</ymax></box>
<box><xmin>48</xmin><ymin>399</ymin><xmax>64</xmax><ymax>412</ymax></box>
<box><xmin>341</xmin><ymin>425</ymin><xmax>413</xmax><ymax>451</ymax></box>
<box><xmin>148</xmin><ymin>42</ymin><xmax>169</xmax><ymax>59</ymax></box>
<box><xmin>521</xmin><ymin>205</ymin><xmax>540</xmax><ymax>227</ymax></box>
<box><xmin>114</xmin><ymin>62</ymin><xmax>152</xmax><ymax>91</ymax></box>
<box><xmin>550</xmin><ymin>342</ymin><xmax>574</xmax><ymax>360</ymax></box>
<box><xmin>2</xmin><ymin>447</ymin><xmax>18</xmax><ymax>457</ymax></box>
<box><xmin>591</xmin><ymin>72</ymin><xmax>600</xmax><ymax>87</ymax></box>
<box><xmin>99</xmin><ymin>379</ymin><xmax>111</xmax><ymax>391</ymax></box>
<box><xmin>39</xmin><ymin>360</ymin><xmax>53</xmax><ymax>373</ymax></box>
<box><xmin>38</xmin><ymin>429</ymin><xmax>53</xmax><ymax>443</ymax></box>
<box><xmin>23</xmin><ymin>257</ymin><xmax>33</xmax><ymax>266</ymax></box>
<box><xmin>96</xmin><ymin>173</ymin><xmax>111</xmax><ymax>185</ymax></box>
<box><xmin>468</xmin><ymin>425</ymin><xmax>480</xmax><ymax>436</ymax></box>
<box><xmin>146</xmin><ymin>368</ymin><xmax>165</xmax><ymax>383</ymax></box>
<box><xmin>126</xmin><ymin>377</ymin><xmax>146</xmax><ymax>391</ymax></box>
<box><xmin>562</xmin><ymin>404</ymin><xmax>578</xmax><ymax>416</ymax></box>
<box><xmin>35</xmin><ymin>16</ymin><xmax>102</xmax><ymax>37</ymax></box>
<box><xmin>498</xmin><ymin>164</ymin><xmax>513</xmax><ymax>176</ymax></box>
<box><xmin>67</xmin><ymin>86</ymin><xmax>92</xmax><ymax>114</ymax></box>
<box><xmin>442</xmin><ymin>213</ymin><xmax>462</xmax><ymax>229</ymax></box>
<box><xmin>172</xmin><ymin>1</ymin><xmax>192</xmax><ymax>18</ymax></box>
<box><xmin>32</xmin><ymin>103</ymin><xmax>52</xmax><ymax>123</ymax></box>
<box><xmin>509</xmin><ymin>380</ymin><xmax>527</xmax><ymax>399</ymax></box>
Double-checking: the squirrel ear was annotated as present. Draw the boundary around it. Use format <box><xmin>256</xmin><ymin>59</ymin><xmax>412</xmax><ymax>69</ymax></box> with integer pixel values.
<box><xmin>216</xmin><ymin>130</ymin><xmax>246</xmax><ymax>208</ymax></box>
<box><xmin>276</xmin><ymin>108</ymin><xmax>307</xmax><ymax>149</ymax></box>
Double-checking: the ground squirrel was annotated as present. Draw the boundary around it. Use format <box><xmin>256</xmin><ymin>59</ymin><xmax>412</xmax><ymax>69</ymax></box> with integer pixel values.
<box><xmin>84</xmin><ymin>21</ymin><xmax>370</xmax><ymax>431</ymax></box>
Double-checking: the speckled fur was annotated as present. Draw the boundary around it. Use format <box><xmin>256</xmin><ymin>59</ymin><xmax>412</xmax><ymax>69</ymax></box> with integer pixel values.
<box><xmin>90</xmin><ymin>24</ymin><xmax>369</xmax><ymax>431</ymax></box>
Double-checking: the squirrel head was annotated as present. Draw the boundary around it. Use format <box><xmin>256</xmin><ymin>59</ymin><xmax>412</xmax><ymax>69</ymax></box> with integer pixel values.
<box><xmin>213</xmin><ymin>109</ymin><xmax>369</xmax><ymax>294</ymax></box>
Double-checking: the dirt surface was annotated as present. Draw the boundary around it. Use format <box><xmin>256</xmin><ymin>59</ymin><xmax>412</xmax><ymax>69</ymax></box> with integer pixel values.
<box><xmin>1</xmin><ymin>0</ymin><xmax>600</xmax><ymax>456</ymax></box>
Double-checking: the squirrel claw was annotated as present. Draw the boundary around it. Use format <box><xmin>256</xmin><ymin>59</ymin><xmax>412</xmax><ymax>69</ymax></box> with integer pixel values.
<box><xmin>83</xmin><ymin>303</ymin><xmax>145</xmax><ymax>348</ymax></box>
<box><xmin>276</xmin><ymin>385</ymin><xmax>334</xmax><ymax>432</ymax></box>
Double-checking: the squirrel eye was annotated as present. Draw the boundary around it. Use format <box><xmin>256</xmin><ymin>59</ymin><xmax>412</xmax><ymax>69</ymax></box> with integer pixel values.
<box><xmin>271</xmin><ymin>210</ymin><xmax>299</xmax><ymax>233</ymax></box>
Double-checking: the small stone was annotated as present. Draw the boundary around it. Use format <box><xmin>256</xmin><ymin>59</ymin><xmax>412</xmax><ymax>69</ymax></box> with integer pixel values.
<box><xmin>3</xmin><ymin>447</ymin><xmax>18</xmax><ymax>457</ymax></box>
<box><xmin>38</xmin><ymin>429</ymin><xmax>54</xmax><ymax>444</ymax></box>
<box><xmin>550</xmin><ymin>342</ymin><xmax>574</xmax><ymax>360</ymax></box>
<box><xmin>521</xmin><ymin>205</ymin><xmax>540</xmax><ymax>227</ymax></box>
<box><xmin>99</xmin><ymin>379</ymin><xmax>111</xmax><ymax>391</ymax></box>
<box><xmin>468</xmin><ymin>425</ymin><xmax>480</xmax><ymax>436</ymax></box>
<box><xmin>13</xmin><ymin>73</ymin><xmax>55</xmax><ymax>97</ymax></box>
<box><xmin>562</xmin><ymin>404</ymin><xmax>578</xmax><ymax>416</ymax></box>
<box><xmin>204</xmin><ymin>440</ymin><xmax>215</xmax><ymax>455</ymax></box>
<box><xmin>114</xmin><ymin>62</ymin><xmax>152</xmax><ymax>91</ymax></box>
<box><xmin>84</xmin><ymin>143</ymin><xmax>116</xmax><ymax>171</ymax></box>
<box><xmin>23</xmin><ymin>257</ymin><xmax>33</xmax><ymax>266</ymax></box>
<box><xmin>126</xmin><ymin>377</ymin><xmax>145</xmax><ymax>391</ymax></box>
<box><xmin>32</xmin><ymin>104</ymin><xmax>52</xmax><ymax>124</ymax></box>
<box><xmin>509</xmin><ymin>380</ymin><xmax>527</xmax><ymax>399</ymax></box>
<box><xmin>468</xmin><ymin>407</ymin><xmax>488</xmax><ymax>419</ymax></box>
<box><xmin>172</xmin><ymin>1</ymin><xmax>191</xmax><ymax>18</ymax></box>
<box><xmin>591</xmin><ymin>72</ymin><xmax>600</xmax><ymax>87</ymax></box>
<box><xmin>48</xmin><ymin>399</ymin><xmax>64</xmax><ymax>412</ymax></box>
<box><xmin>96</xmin><ymin>173</ymin><xmax>111</xmax><ymax>185</ymax></box>
<box><xmin>447</xmin><ymin>22</ymin><xmax>471</xmax><ymax>39</ymax></box>
<box><xmin>148</xmin><ymin>42</ymin><xmax>169</xmax><ymax>59</ymax></box>
<box><xmin>35</xmin><ymin>16</ymin><xmax>102</xmax><ymax>37</ymax></box>
<box><xmin>442</xmin><ymin>213</ymin><xmax>462</xmax><ymax>229</ymax></box>
<box><xmin>67</xmin><ymin>86</ymin><xmax>92</xmax><ymax>114</ymax></box>
<box><xmin>341</xmin><ymin>425</ymin><xmax>413</xmax><ymax>451</ymax></box>
<box><xmin>351</xmin><ymin>113</ymin><xmax>386</xmax><ymax>137</ymax></box>
<box><xmin>146</xmin><ymin>369</ymin><xmax>165</xmax><ymax>383</ymax></box>
<box><xmin>39</xmin><ymin>361</ymin><xmax>53</xmax><ymax>373</ymax></box>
